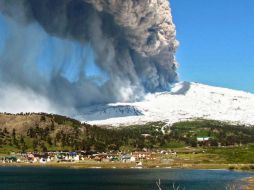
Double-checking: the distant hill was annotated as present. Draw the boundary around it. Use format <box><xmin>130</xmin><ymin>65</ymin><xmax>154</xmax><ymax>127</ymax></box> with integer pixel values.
<box><xmin>0</xmin><ymin>113</ymin><xmax>254</xmax><ymax>154</ymax></box>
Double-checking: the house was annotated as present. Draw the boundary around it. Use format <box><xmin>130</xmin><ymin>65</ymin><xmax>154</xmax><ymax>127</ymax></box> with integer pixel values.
<box><xmin>141</xmin><ymin>134</ymin><xmax>151</xmax><ymax>138</ymax></box>
<box><xmin>3</xmin><ymin>156</ymin><xmax>17</xmax><ymax>163</ymax></box>
<box><xmin>27</xmin><ymin>153</ymin><xmax>38</xmax><ymax>163</ymax></box>
<box><xmin>132</xmin><ymin>152</ymin><xmax>155</xmax><ymax>160</ymax></box>
<box><xmin>39</xmin><ymin>158</ymin><xmax>47</xmax><ymax>164</ymax></box>
<box><xmin>197</xmin><ymin>137</ymin><xmax>211</xmax><ymax>146</ymax></box>
<box><xmin>197</xmin><ymin>137</ymin><xmax>210</xmax><ymax>142</ymax></box>
<box><xmin>121</xmin><ymin>154</ymin><xmax>136</xmax><ymax>163</ymax></box>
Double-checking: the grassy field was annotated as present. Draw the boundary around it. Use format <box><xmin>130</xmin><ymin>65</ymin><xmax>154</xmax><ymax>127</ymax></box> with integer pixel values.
<box><xmin>163</xmin><ymin>146</ymin><xmax>254</xmax><ymax>170</ymax></box>
<box><xmin>175</xmin><ymin>146</ymin><xmax>254</xmax><ymax>164</ymax></box>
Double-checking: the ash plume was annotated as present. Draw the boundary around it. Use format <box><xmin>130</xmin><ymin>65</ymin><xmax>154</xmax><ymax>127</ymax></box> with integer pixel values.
<box><xmin>0</xmin><ymin>0</ymin><xmax>178</xmax><ymax>113</ymax></box>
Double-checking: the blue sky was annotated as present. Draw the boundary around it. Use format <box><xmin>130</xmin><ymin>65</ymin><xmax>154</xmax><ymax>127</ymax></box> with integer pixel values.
<box><xmin>170</xmin><ymin>0</ymin><xmax>254</xmax><ymax>93</ymax></box>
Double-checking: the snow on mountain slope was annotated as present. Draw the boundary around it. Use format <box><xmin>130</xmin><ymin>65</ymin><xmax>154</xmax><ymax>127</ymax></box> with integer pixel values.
<box><xmin>75</xmin><ymin>82</ymin><xmax>254</xmax><ymax>126</ymax></box>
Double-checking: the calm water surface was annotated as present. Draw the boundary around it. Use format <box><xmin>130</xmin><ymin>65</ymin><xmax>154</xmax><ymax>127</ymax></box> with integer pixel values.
<box><xmin>0</xmin><ymin>167</ymin><xmax>253</xmax><ymax>190</ymax></box>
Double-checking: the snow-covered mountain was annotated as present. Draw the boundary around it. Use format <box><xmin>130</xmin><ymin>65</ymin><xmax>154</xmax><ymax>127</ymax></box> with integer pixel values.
<box><xmin>75</xmin><ymin>82</ymin><xmax>254</xmax><ymax>126</ymax></box>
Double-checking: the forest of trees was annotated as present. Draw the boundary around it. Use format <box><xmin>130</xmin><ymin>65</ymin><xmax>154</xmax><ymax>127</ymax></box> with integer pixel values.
<box><xmin>0</xmin><ymin>113</ymin><xmax>254</xmax><ymax>153</ymax></box>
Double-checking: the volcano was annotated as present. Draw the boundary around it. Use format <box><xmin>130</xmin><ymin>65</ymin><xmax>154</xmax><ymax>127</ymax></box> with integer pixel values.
<box><xmin>75</xmin><ymin>82</ymin><xmax>254</xmax><ymax>126</ymax></box>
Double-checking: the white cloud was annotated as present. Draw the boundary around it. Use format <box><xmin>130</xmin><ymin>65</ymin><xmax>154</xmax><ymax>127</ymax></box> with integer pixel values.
<box><xmin>0</xmin><ymin>83</ymin><xmax>55</xmax><ymax>114</ymax></box>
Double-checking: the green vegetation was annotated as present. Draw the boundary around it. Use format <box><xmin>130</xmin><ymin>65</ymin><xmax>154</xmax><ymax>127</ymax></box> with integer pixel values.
<box><xmin>207</xmin><ymin>146</ymin><xmax>254</xmax><ymax>164</ymax></box>
<box><xmin>170</xmin><ymin>120</ymin><xmax>254</xmax><ymax>146</ymax></box>
<box><xmin>1</xmin><ymin>114</ymin><xmax>254</xmax><ymax>166</ymax></box>
<box><xmin>0</xmin><ymin>113</ymin><xmax>168</xmax><ymax>153</ymax></box>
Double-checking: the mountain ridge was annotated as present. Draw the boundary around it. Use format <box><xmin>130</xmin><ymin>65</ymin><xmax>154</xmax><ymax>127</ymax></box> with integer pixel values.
<box><xmin>75</xmin><ymin>82</ymin><xmax>254</xmax><ymax>126</ymax></box>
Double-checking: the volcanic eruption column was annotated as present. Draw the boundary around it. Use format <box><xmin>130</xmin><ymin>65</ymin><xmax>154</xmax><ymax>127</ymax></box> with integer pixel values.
<box><xmin>0</xmin><ymin>0</ymin><xmax>178</xmax><ymax>112</ymax></box>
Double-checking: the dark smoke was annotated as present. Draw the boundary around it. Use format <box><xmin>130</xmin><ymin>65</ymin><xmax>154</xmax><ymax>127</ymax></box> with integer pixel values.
<box><xmin>0</xmin><ymin>0</ymin><xmax>178</xmax><ymax>113</ymax></box>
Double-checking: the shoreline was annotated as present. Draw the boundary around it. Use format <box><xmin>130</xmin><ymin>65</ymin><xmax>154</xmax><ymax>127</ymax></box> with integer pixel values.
<box><xmin>1</xmin><ymin>162</ymin><xmax>254</xmax><ymax>171</ymax></box>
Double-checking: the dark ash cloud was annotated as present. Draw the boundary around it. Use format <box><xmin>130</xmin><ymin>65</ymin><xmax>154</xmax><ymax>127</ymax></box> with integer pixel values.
<box><xmin>0</xmin><ymin>0</ymin><xmax>178</xmax><ymax>113</ymax></box>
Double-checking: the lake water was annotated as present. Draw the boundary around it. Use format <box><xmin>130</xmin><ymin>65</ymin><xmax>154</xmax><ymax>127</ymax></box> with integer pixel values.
<box><xmin>0</xmin><ymin>167</ymin><xmax>253</xmax><ymax>190</ymax></box>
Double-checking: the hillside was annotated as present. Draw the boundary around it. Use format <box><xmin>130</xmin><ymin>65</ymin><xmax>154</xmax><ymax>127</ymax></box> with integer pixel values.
<box><xmin>1</xmin><ymin>113</ymin><xmax>254</xmax><ymax>156</ymax></box>
<box><xmin>76</xmin><ymin>82</ymin><xmax>254</xmax><ymax>126</ymax></box>
<box><xmin>0</xmin><ymin>113</ymin><xmax>87</xmax><ymax>153</ymax></box>
<box><xmin>0</xmin><ymin>113</ymin><xmax>166</xmax><ymax>153</ymax></box>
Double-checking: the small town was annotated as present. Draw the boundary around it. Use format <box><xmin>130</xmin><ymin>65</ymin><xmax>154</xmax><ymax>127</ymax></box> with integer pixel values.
<box><xmin>0</xmin><ymin>135</ymin><xmax>249</xmax><ymax>168</ymax></box>
<box><xmin>0</xmin><ymin>149</ymin><xmax>179</xmax><ymax>167</ymax></box>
